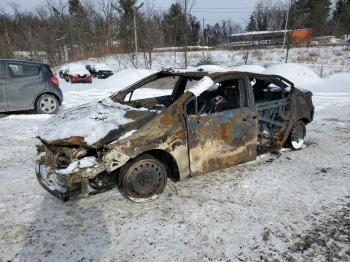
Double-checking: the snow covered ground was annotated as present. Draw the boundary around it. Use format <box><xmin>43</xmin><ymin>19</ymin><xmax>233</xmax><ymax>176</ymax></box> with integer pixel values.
<box><xmin>80</xmin><ymin>45</ymin><xmax>350</xmax><ymax>77</ymax></box>
<box><xmin>0</xmin><ymin>63</ymin><xmax>349</xmax><ymax>261</ymax></box>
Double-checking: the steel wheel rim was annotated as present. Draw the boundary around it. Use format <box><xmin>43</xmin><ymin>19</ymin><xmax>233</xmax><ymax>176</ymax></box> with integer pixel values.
<box><xmin>40</xmin><ymin>96</ymin><xmax>57</xmax><ymax>113</ymax></box>
<box><xmin>291</xmin><ymin>121</ymin><xmax>306</xmax><ymax>149</ymax></box>
<box><xmin>124</xmin><ymin>160</ymin><xmax>167</xmax><ymax>199</ymax></box>
<box><xmin>293</xmin><ymin>122</ymin><xmax>305</xmax><ymax>141</ymax></box>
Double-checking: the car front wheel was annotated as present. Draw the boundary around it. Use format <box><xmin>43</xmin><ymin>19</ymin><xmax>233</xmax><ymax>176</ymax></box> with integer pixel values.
<box><xmin>120</xmin><ymin>155</ymin><xmax>168</xmax><ymax>201</ymax></box>
<box><xmin>36</xmin><ymin>94</ymin><xmax>59</xmax><ymax>114</ymax></box>
<box><xmin>288</xmin><ymin>120</ymin><xmax>306</xmax><ymax>150</ymax></box>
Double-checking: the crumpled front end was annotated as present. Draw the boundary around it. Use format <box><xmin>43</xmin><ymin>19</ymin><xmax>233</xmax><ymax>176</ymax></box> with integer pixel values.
<box><xmin>35</xmin><ymin>143</ymin><xmax>107</xmax><ymax>201</ymax></box>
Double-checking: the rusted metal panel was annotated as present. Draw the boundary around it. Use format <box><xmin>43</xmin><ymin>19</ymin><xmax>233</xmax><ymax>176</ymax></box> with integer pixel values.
<box><xmin>186</xmin><ymin>107</ymin><xmax>258</xmax><ymax>176</ymax></box>
<box><xmin>107</xmin><ymin>92</ymin><xmax>193</xmax><ymax>180</ymax></box>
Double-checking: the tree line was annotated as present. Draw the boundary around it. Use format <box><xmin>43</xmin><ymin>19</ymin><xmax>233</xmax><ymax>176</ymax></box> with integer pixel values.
<box><xmin>0</xmin><ymin>0</ymin><xmax>242</xmax><ymax>66</ymax></box>
<box><xmin>0</xmin><ymin>0</ymin><xmax>348</xmax><ymax>66</ymax></box>
<box><xmin>246</xmin><ymin>0</ymin><xmax>350</xmax><ymax>37</ymax></box>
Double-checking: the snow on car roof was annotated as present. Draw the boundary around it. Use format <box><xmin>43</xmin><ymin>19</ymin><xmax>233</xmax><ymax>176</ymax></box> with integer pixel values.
<box><xmin>93</xmin><ymin>63</ymin><xmax>112</xmax><ymax>71</ymax></box>
<box><xmin>66</xmin><ymin>63</ymin><xmax>89</xmax><ymax>75</ymax></box>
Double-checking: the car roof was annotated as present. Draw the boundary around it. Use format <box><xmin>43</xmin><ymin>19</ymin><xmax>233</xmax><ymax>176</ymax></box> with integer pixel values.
<box><xmin>160</xmin><ymin>69</ymin><xmax>294</xmax><ymax>85</ymax></box>
<box><xmin>0</xmin><ymin>59</ymin><xmax>49</xmax><ymax>66</ymax></box>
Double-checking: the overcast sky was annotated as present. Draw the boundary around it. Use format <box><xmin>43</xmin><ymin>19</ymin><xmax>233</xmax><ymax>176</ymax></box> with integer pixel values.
<box><xmin>0</xmin><ymin>0</ymin><xmax>263</xmax><ymax>26</ymax></box>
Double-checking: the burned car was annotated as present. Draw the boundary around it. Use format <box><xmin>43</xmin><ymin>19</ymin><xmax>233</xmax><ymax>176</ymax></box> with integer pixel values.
<box><xmin>36</xmin><ymin>70</ymin><xmax>314</xmax><ymax>201</ymax></box>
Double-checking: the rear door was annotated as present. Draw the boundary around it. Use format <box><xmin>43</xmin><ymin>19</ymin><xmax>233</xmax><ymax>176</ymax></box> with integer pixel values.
<box><xmin>0</xmin><ymin>63</ymin><xmax>7</xmax><ymax>112</ymax></box>
<box><xmin>185</xmin><ymin>76</ymin><xmax>258</xmax><ymax>176</ymax></box>
<box><xmin>5</xmin><ymin>62</ymin><xmax>42</xmax><ymax>111</ymax></box>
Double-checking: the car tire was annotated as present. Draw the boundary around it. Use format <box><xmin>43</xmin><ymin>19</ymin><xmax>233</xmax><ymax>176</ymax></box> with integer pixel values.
<box><xmin>288</xmin><ymin>120</ymin><xmax>306</xmax><ymax>150</ymax></box>
<box><xmin>36</xmin><ymin>94</ymin><xmax>59</xmax><ymax>114</ymax></box>
<box><xmin>119</xmin><ymin>154</ymin><xmax>168</xmax><ymax>201</ymax></box>
<box><xmin>59</xmin><ymin>71</ymin><xmax>64</xmax><ymax>79</ymax></box>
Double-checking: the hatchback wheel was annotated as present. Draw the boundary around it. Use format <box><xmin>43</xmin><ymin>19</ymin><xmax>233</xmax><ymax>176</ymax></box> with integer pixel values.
<box><xmin>59</xmin><ymin>71</ymin><xmax>64</xmax><ymax>79</ymax></box>
<box><xmin>36</xmin><ymin>94</ymin><xmax>59</xmax><ymax>114</ymax></box>
<box><xmin>120</xmin><ymin>155</ymin><xmax>168</xmax><ymax>201</ymax></box>
<box><xmin>288</xmin><ymin>120</ymin><xmax>306</xmax><ymax>150</ymax></box>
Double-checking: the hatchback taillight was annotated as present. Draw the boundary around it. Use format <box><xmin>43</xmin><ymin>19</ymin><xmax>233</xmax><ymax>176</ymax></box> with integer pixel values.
<box><xmin>50</xmin><ymin>75</ymin><xmax>59</xmax><ymax>87</ymax></box>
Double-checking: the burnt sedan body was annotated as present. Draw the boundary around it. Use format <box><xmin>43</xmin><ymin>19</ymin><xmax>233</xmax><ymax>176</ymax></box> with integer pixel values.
<box><xmin>36</xmin><ymin>70</ymin><xmax>314</xmax><ymax>201</ymax></box>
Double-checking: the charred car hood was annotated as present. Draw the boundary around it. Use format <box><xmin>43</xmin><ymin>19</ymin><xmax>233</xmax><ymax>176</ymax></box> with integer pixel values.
<box><xmin>38</xmin><ymin>98</ymin><xmax>156</xmax><ymax>148</ymax></box>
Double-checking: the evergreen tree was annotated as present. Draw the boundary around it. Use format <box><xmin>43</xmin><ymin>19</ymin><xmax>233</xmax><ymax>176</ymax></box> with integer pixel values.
<box><xmin>68</xmin><ymin>0</ymin><xmax>82</xmax><ymax>15</ymax></box>
<box><xmin>117</xmin><ymin>0</ymin><xmax>139</xmax><ymax>16</ymax></box>
<box><xmin>290</xmin><ymin>0</ymin><xmax>331</xmax><ymax>36</ymax></box>
<box><xmin>246</xmin><ymin>15</ymin><xmax>257</xmax><ymax>32</ymax></box>
<box><xmin>333</xmin><ymin>0</ymin><xmax>350</xmax><ymax>34</ymax></box>
<box><xmin>162</xmin><ymin>3</ymin><xmax>186</xmax><ymax>47</ymax></box>
<box><xmin>188</xmin><ymin>14</ymin><xmax>201</xmax><ymax>45</ymax></box>
<box><xmin>117</xmin><ymin>0</ymin><xmax>142</xmax><ymax>52</ymax></box>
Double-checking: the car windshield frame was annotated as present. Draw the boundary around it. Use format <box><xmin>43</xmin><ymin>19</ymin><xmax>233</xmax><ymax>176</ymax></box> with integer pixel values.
<box><xmin>110</xmin><ymin>71</ymin><xmax>204</xmax><ymax>103</ymax></box>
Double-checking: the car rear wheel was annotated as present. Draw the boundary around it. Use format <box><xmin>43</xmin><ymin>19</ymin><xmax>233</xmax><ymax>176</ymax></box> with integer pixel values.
<box><xmin>288</xmin><ymin>120</ymin><xmax>306</xmax><ymax>150</ymax></box>
<box><xmin>36</xmin><ymin>94</ymin><xmax>59</xmax><ymax>114</ymax></box>
<box><xmin>120</xmin><ymin>155</ymin><xmax>168</xmax><ymax>201</ymax></box>
<box><xmin>59</xmin><ymin>71</ymin><xmax>64</xmax><ymax>79</ymax></box>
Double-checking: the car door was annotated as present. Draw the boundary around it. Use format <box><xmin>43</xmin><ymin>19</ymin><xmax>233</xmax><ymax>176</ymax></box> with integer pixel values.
<box><xmin>5</xmin><ymin>62</ymin><xmax>42</xmax><ymax>111</ymax></box>
<box><xmin>185</xmin><ymin>76</ymin><xmax>258</xmax><ymax>176</ymax></box>
<box><xmin>0</xmin><ymin>63</ymin><xmax>7</xmax><ymax>112</ymax></box>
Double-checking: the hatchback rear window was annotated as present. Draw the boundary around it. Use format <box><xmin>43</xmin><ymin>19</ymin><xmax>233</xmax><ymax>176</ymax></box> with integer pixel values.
<box><xmin>8</xmin><ymin>63</ymin><xmax>40</xmax><ymax>78</ymax></box>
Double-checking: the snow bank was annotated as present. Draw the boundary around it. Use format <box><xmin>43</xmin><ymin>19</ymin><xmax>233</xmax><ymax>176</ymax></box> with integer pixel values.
<box><xmin>39</xmin><ymin>98</ymin><xmax>147</xmax><ymax>145</ymax></box>
<box><xmin>263</xmin><ymin>63</ymin><xmax>321</xmax><ymax>87</ymax></box>
<box><xmin>92</xmin><ymin>63</ymin><xmax>112</xmax><ymax>71</ymax></box>
<box><xmin>174</xmin><ymin>64</ymin><xmax>265</xmax><ymax>74</ymax></box>
<box><xmin>196</xmin><ymin>65</ymin><xmax>227</xmax><ymax>72</ymax></box>
<box><xmin>234</xmin><ymin>65</ymin><xmax>266</xmax><ymax>73</ymax></box>
<box><xmin>174</xmin><ymin>65</ymin><xmax>227</xmax><ymax>73</ymax></box>
<box><xmin>60</xmin><ymin>69</ymin><xmax>155</xmax><ymax>92</ymax></box>
<box><xmin>325</xmin><ymin>72</ymin><xmax>350</xmax><ymax>81</ymax></box>
<box><xmin>313</xmin><ymin>72</ymin><xmax>350</xmax><ymax>93</ymax></box>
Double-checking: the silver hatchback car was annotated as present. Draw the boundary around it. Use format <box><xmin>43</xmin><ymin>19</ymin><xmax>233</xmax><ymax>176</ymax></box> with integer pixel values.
<box><xmin>0</xmin><ymin>59</ymin><xmax>63</xmax><ymax>114</ymax></box>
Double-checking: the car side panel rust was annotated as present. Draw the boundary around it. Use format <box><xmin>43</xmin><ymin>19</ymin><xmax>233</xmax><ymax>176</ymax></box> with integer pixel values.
<box><xmin>106</xmin><ymin>92</ymin><xmax>193</xmax><ymax>180</ymax></box>
<box><xmin>186</xmin><ymin>107</ymin><xmax>258</xmax><ymax>176</ymax></box>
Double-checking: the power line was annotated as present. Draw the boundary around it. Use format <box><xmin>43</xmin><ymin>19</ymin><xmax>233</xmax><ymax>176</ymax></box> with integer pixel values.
<box><xmin>192</xmin><ymin>7</ymin><xmax>255</xmax><ymax>10</ymax></box>
<box><xmin>146</xmin><ymin>7</ymin><xmax>252</xmax><ymax>14</ymax></box>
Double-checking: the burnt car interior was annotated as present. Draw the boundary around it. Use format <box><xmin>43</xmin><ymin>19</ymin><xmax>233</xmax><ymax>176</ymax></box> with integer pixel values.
<box><xmin>250</xmin><ymin>76</ymin><xmax>293</xmax><ymax>151</ymax></box>
<box><xmin>186</xmin><ymin>78</ymin><xmax>243</xmax><ymax>115</ymax></box>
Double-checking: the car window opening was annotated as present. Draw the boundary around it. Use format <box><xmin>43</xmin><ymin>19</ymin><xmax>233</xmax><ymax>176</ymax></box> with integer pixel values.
<box><xmin>251</xmin><ymin>76</ymin><xmax>292</xmax><ymax>152</ymax></box>
<box><xmin>122</xmin><ymin>75</ymin><xmax>201</xmax><ymax>111</ymax></box>
<box><xmin>186</xmin><ymin>79</ymin><xmax>242</xmax><ymax>116</ymax></box>
<box><xmin>251</xmin><ymin>77</ymin><xmax>290</xmax><ymax>103</ymax></box>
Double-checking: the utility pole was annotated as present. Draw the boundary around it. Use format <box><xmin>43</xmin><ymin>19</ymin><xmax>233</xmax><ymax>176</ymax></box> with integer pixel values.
<box><xmin>184</xmin><ymin>0</ymin><xmax>188</xmax><ymax>68</ymax></box>
<box><xmin>133</xmin><ymin>1</ymin><xmax>144</xmax><ymax>69</ymax></box>
<box><xmin>283</xmin><ymin>0</ymin><xmax>291</xmax><ymax>48</ymax></box>
<box><xmin>174</xmin><ymin>17</ymin><xmax>178</xmax><ymax>66</ymax></box>
<box><xmin>133</xmin><ymin>11</ymin><xmax>138</xmax><ymax>68</ymax></box>
<box><xmin>202</xmin><ymin>17</ymin><xmax>205</xmax><ymax>59</ymax></box>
